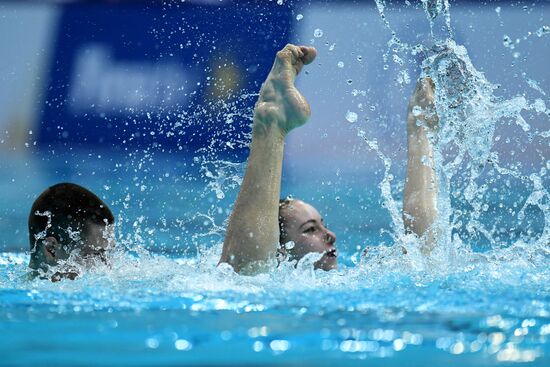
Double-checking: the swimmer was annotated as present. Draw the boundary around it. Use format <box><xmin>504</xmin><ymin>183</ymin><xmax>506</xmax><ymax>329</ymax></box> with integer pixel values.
<box><xmin>219</xmin><ymin>44</ymin><xmax>438</xmax><ymax>273</ymax></box>
<box><xmin>28</xmin><ymin>183</ymin><xmax>115</xmax><ymax>281</ymax></box>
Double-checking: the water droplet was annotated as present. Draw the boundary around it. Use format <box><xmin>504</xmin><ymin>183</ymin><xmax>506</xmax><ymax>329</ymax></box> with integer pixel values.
<box><xmin>253</xmin><ymin>341</ymin><xmax>264</xmax><ymax>352</ymax></box>
<box><xmin>337</xmin><ymin>61</ymin><xmax>344</xmax><ymax>68</ymax></box>
<box><xmin>270</xmin><ymin>339</ymin><xmax>290</xmax><ymax>352</ymax></box>
<box><xmin>392</xmin><ymin>54</ymin><xmax>404</xmax><ymax>65</ymax></box>
<box><xmin>314</xmin><ymin>28</ymin><xmax>324</xmax><ymax>38</ymax></box>
<box><xmin>502</xmin><ymin>35</ymin><xmax>514</xmax><ymax>49</ymax></box>
<box><xmin>284</xmin><ymin>241</ymin><xmax>295</xmax><ymax>250</ymax></box>
<box><xmin>393</xmin><ymin>339</ymin><xmax>405</xmax><ymax>351</ymax></box>
<box><xmin>356</xmin><ymin>55</ymin><xmax>363</xmax><ymax>61</ymax></box>
<box><xmin>296</xmin><ymin>14</ymin><xmax>303</xmax><ymax>21</ymax></box>
<box><xmin>175</xmin><ymin>339</ymin><xmax>192</xmax><ymax>351</ymax></box>
<box><xmin>345</xmin><ymin>111</ymin><xmax>358</xmax><ymax>123</ymax></box>
<box><xmin>347</xmin><ymin>79</ymin><xmax>353</xmax><ymax>85</ymax></box>
<box><xmin>533</xmin><ymin>99</ymin><xmax>546</xmax><ymax>113</ymax></box>
<box><xmin>536</xmin><ymin>25</ymin><xmax>550</xmax><ymax>37</ymax></box>
<box><xmin>146</xmin><ymin>338</ymin><xmax>159</xmax><ymax>349</ymax></box>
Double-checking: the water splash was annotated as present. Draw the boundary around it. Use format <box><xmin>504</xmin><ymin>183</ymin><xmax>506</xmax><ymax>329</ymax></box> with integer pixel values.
<box><xmin>424</xmin><ymin>41</ymin><xmax>548</xmax><ymax>256</ymax></box>
<box><xmin>196</xmin><ymin>158</ymin><xmax>244</xmax><ymax>200</ymax></box>
<box><xmin>421</xmin><ymin>0</ymin><xmax>453</xmax><ymax>41</ymax></box>
<box><xmin>367</xmin><ymin>1</ymin><xmax>550</xmax><ymax>266</ymax></box>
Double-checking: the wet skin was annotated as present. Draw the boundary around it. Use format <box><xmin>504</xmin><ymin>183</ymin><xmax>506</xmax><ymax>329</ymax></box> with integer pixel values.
<box><xmin>280</xmin><ymin>200</ymin><xmax>337</xmax><ymax>271</ymax></box>
<box><xmin>219</xmin><ymin>44</ymin><xmax>319</xmax><ymax>273</ymax></box>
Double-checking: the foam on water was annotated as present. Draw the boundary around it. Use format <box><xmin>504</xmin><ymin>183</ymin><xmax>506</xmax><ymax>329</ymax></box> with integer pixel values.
<box><xmin>1</xmin><ymin>240</ymin><xmax>549</xmax><ymax>315</ymax></box>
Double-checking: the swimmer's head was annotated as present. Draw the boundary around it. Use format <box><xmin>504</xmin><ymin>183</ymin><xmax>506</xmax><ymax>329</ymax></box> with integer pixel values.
<box><xmin>278</xmin><ymin>198</ymin><xmax>337</xmax><ymax>271</ymax></box>
<box><xmin>28</xmin><ymin>183</ymin><xmax>115</xmax><ymax>280</ymax></box>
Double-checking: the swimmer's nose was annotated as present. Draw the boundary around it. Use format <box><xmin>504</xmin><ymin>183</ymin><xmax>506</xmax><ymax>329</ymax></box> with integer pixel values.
<box><xmin>325</xmin><ymin>229</ymin><xmax>336</xmax><ymax>246</ymax></box>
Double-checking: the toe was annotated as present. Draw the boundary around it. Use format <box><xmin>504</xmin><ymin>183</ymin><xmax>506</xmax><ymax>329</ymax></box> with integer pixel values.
<box><xmin>300</xmin><ymin>46</ymin><xmax>317</xmax><ymax>65</ymax></box>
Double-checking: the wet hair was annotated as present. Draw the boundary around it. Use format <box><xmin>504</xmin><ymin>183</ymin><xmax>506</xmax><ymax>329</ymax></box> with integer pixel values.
<box><xmin>28</xmin><ymin>183</ymin><xmax>114</xmax><ymax>257</ymax></box>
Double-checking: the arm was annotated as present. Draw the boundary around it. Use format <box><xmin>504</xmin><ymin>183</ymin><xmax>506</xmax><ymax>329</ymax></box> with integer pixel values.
<box><xmin>403</xmin><ymin>78</ymin><xmax>439</xmax><ymax>253</ymax></box>
<box><xmin>219</xmin><ymin>44</ymin><xmax>317</xmax><ymax>273</ymax></box>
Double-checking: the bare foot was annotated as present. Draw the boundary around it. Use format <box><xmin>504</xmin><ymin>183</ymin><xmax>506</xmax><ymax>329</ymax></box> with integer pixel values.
<box><xmin>254</xmin><ymin>44</ymin><xmax>317</xmax><ymax>137</ymax></box>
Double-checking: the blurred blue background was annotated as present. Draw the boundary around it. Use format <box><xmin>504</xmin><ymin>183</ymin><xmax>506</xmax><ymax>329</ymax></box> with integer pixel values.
<box><xmin>0</xmin><ymin>0</ymin><xmax>548</xmax><ymax>253</ymax></box>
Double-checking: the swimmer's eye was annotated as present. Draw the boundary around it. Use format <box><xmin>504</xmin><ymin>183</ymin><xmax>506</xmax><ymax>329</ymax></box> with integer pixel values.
<box><xmin>303</xmin><ymin>227</ymin><xmax>316</xmax><ymax>234</ymax></box>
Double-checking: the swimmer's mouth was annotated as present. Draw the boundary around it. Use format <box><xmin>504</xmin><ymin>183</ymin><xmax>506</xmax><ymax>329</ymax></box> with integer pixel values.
<box><xmin>326</xmin><ymin>248</ymin><xmax>337</xmax><ymax>258</ymax></box>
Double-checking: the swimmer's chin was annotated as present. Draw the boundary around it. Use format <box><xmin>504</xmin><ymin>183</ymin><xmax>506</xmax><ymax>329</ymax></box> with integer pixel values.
<box><xmin>50</xmin><ymin>271</ymin><xmax>79</xmax><ymax>282</ymax></box>
<box><xmin>314</xmin><ymin>255</ymin><xmax>338</xmax><ymax>271</ymax></box>
<box><xmin>29</xmin><ymin>268</ymin><xmax>79</xmax><ymax>282</ymax></box>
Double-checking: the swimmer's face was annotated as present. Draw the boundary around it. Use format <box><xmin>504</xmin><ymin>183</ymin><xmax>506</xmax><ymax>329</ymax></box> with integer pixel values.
<box><xmin>279</xmin><ymin>200</ymin><xmax>337</xmax><ymax>271</ymax></box>
<box><xmin>79</xmin><ymin>221</ymin><xmax>115</xmax><ymax>261</ymax></box>
<box><xmin>28</xmin><ymin>183</ymin><xmax>115</xmax><ymax>281</ymax></box>
<box><xmin>32</xmin><ymin>222</ymin><xmax>114</xmax><ymax>280</ymax></box>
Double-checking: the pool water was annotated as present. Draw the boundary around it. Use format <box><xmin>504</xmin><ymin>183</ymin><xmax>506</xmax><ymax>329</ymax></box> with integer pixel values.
<box><xmin>1</xmin><ymin>239</ymin><xmax>549</xmax><ymax>366</ymax></box>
